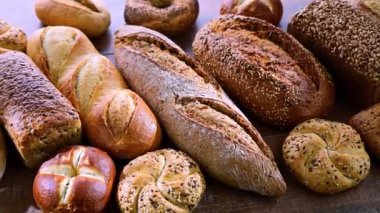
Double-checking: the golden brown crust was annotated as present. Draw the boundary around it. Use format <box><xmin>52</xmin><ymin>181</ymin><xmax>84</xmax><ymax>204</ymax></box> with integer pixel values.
<box><xmin>27</xmin><ymin>26</ymin><xmax>161</xmax><ymax>159</ymax></box>
<box><xmin>0</xmin><ymin>51</ymin><xmax>82</xmax><ymax>168</ymax></box>
<box><xmin>0</xmin><ymin>20</ymin><xmax>26</xmax><ymax>52</ymax></box>
<box><xmin>35</xmin><ymin>0</ymin><xmax>110</xmax><ymax>37</ymax></box>
<box><xmin>114</xmin><ymin>25</ymin><xmax>286</xmax><ymax>197</ymax></box>
<box><xmin>288</xmin><ymin>0</ymin><xmax>380</xmax><ymax>109</ymax></box>
<box><xmin>124</xmin><ymin>0</ymin><xmax>199</xmax><ymax>36</ymax></box>
<box><xmin>193</xmin><ymin>15</ymin><xmax>335</xmax><ymax>128</ymax></box>
<box><xmin>117</xmin><ymin>149</ymin><xmax>206</xmax><ymax>212</ymax></box>
<box><xmin>348</xmin><ymin>103</ymin><xmax>380</xmax><ymax>158</ymax></box>
<box><xmin>0</xmin><ymin>129</ymin><xmax>6</xmax><ymax>181</ymax></box>
<box><xmin>33</xmin><ymin>146</ymin><xmax>116</xmax><ymax>212</ymax></box>
<box><xmin>283</xmin><ymin>119</ymin><xmax>370</xmax><ymax>194</ymax></box>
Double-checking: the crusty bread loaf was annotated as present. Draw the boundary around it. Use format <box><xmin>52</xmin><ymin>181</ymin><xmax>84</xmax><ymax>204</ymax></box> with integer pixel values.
<box><xmin>0</xmin><ymin>20</ymin><xmax>26</xmax><ymax>52</ymax></box>
<box><xmin>117</xmin><ymin>149</ymin><xmax>206</xmax><ymax>212</ymax></box>
<box><xmin>114</xmin><ymin>25</ymin><xmax>286</xmax><ymax>197</ymax></box>
<box><xmin>124</xmin><ymin>0</ymin><xmax>199</xmax><ymax>36</ymax></box>
<box><xmin>27</xmin><ymin>26</ymin><xmax>161</xmax><ymax>159</ymax></box>
<box><xmin>193</xmin><ymin>15</ymin><xmax>335</xmax><ymax>128</ymax></box>
<box><xmin>288</xmin><ymin>0</ymin><xmax>380</xmax><ymax>109</ymax></box>
<box><xmin>0</xmin><ymin>51</ymin><xmax>82</xmax><ymax>168</ymax></box>
<box><xmin>283</xmin><ymin>119</ymin><xmax>370</xmax><ymax>194</ymax></box>
<box><xmin>33</xmin><ymin>146</ymin><xmax>115</xmax><ymax>212</ymax></box>
<box><xmin>348</xmin><ymin>103</ymin><xmax>380</xmax><ymax>158</ymax></box>
<box><xmin>35</xmin><ymin>0</ymin><xmax>111</xmax><ymax>37</ymax></box>
<box><xmin>0</xmin><ymin>129</ymin><xmax>6</xmax><ymax>181</ymax></box>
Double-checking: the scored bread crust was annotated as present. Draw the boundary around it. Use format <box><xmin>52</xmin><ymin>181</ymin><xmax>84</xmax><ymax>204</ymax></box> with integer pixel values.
<box><xmin>193</xmin><ymin>15</ymin><xmax>335</xmax><ymax>128</ymax></box>
<box><xmin>0</xmin><ymin>51</ymin><xmax>82</xmax><ymax>168</ymax></box>
<box><xmin>0</xmin><ymin>20</ymin><xmax>27</xmax><ymax>52</ymax></box>
<box><xmin>114</xmin><ymin>25</ymin><xmax>286</xmax><ymax>197</ymax></box>
<box><xmin>27</xmin><ymin>26</ymin><xmax>161</xmax><ymax>159</ymax></box>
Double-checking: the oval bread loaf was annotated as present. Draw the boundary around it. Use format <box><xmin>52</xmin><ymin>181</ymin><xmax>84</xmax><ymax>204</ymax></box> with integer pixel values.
<box><xmin>114</xmin><ymin>25</ymin><xmax>286</xmax><ymax>197</ymax></box>
<box><xmin>0</xmin><ymin>20</ymin><xmax>27</xmax><ymax>52</ymax></box>
<box><xmin>193</xmin><ymin>15</ymin><xmax>335</xmax><ymax>128</ymax></box>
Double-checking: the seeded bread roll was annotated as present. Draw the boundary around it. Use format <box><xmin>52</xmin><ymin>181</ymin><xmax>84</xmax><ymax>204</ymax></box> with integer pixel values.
<box><xmin>0</xmin><ymin>51</ymin><xmax>82</xmax><ymax>168</ymax></box>
<box><xmin>0</xmin><ymin>20</ymin><xmax>27</xmax><ymax>52</ymax></box>
<box><xmin>117</xmin><ymin>149</ymin><xmax>206</xmax><ymax>212</ymax></box>
<box><xmin>283</xmin><ymin>119</ymin><xmax>370</xmax><ymax>194</ymax></box>
<box><xmin>288</xmin><ymin>0</ymin><xmax>380</xmax><ymax>109</ymax></box>
<box><xmin>193</xmin><ymin>15</ymin><xmax>335</xmax><ymax>127</ymax></box>
<box><xmin>348</xmin><ymin>103</ymin><xmax>380</xmax><ymax>158</ymax></box>
<box><xmin>114</xmin><ymin>25</ymin><xmax>286</xmax><ymax>197</ymax></box>
<box><xmin>0</xmin><ymin>129</ymin><xmax>6</xmax><ymax>181</ymax></box>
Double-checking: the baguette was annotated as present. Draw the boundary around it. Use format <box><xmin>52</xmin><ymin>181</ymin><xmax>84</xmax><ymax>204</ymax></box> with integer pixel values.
<box><xmin>27</xmin><ymin>26</ymin><xmax>161</xmax><ymax>159</ymax></box>
<box><xmin>114</xmin><ymin>25</ymin><xmax>286</xmax><ymax>197</ymax></box>
<box><xmin>0</xmin><ymin>20</ymin><xmax>27</xmax><ymax>52</ymax></box>
<box><xmin>193</xmin><ymin>15</ymin><xmax>335</xmax><ymax>128</ymax></box>
<box><xmin>0</xmin><ymin>51</ymin><xmax>82</xmax><ymax>168</ymax></box>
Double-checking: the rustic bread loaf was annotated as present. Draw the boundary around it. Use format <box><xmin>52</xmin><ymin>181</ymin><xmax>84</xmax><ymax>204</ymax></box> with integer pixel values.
<box><xmin>35</xmin><ymin>0</ymin><xmax>111</xmax><ymax>37</ymax></box>
<box><xmin>193</xmin><ymin>15</ymin><xmax>335</xmax><ymax>128</ymax></box>
<box><xmin>348</xmin><ymin>103</ymin><xmax>380</xmax><ymax>158</ymax></box>
<box><xmin>124</xmin><ymin>0</ymin><xmax>199</xmax><ymax>36</ymax></box>
<box><xmin>33</xmin><ymin>146</ymin><xmax>115</xmax><ymax>212</ymax></box>
<box><xmin>0</xmin><ymin>129</ymin><xmax>6</xmax><ymax>181</ymax></box>
<box><xmin>114</xmin><ymin>25</ymin><xmax>286</xmax><ymax>197</ymax></box>
<box><xmin>27</xmin><ymin>26</ymin><xmax>161</xmax><ymax>159</ymax></box>
<box><xmin>0</xmin><ymin>51</ymin><xmax>82</xmax><ymax>168</ymax></box>
<box><xmin>288</xmin><ymin>0</ymin><xmax>380</xmax><ymax>109</ymax></box>
<box><xmin>117</xmin><ymin>149</ymin><xmax>206</xmax><ymax>212</ymax></box>
<box><xmin>283</xmin><ymin>119</ymin><xmax>370</xmax><ymax>194</ymax></box>
<box><xmin>0</xmin><ymin>20</ymin><xmax>26</xmax><ymax>52</ymax></box>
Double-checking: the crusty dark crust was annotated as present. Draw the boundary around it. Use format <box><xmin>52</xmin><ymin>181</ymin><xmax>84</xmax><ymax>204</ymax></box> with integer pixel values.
<box><xmin>124</xmin><ymin>0</ymin><xmax>199</xmax><ymax>36</ymax></box>
<box><xmin>0</xmin><ymin>51</ymin><xmax>82</xmax><ymax>168</ymax></box>
<box><xmin>288</xmin><ymin>0</ymin><xmax>380</xmax><ymax>109</ymax></box>
<box><xmin>114</xmin><ymin>25</ymin><xmax>286</xmax><ymax>197</ymax></box>
<box><xmin>193</xmin><ymin>15</ymin><xmax>335</xmax><ymax>128</ymax></box>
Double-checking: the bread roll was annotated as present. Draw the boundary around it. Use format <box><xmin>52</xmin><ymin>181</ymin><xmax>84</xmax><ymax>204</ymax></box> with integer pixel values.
<box><xmin>0</xmin><ymin>20</ymin><xmax>27</xmax><ymax>52</ymax></box>
<box><xmin>27</xmin><ymin>26</ymin><xmax>161</xmax><ymax>159</ymax></box>
<box><xmin>114</xmin><ymin>25</ymin><xmax>286</xmax><ymax>197</ymax></box>
<box><xmin>0</xmin><ymin>129</ymin><xmax>6</xmax><ymax>181</ymax></box>
<box><xmin>0</xmin><ymin>51</ymin><xmax>82</xmax><ymax>168</ymax></box>
<box><xmin>193</xmin><ymin>15</ymin><xmax>335</xmax><ymax>128</ymax></box>
<box><xmin>283</xmin><ymin>119</ymin><xmax>370</xmax><ymax>194</ymax></box>
<box><xmin>348</xmin><ymin>103</ymin><xmax>380</xmax><ymax>158</ymax></box>
<box><xmin>124</xmin><ymin>0</ymin><xmax>199</xmax><ymax>36</ymax></box>
<box><xmin>35</xmin><ymin>0</ymin><xmax>110</xmax><ymax>37</ymax></box>
<box><xmin>33</xmin><ymin>146</ymin><xmax>115</xmax><ymax>212</ymax></box>
<box><xmin>117</xmin><ymin>149</ymin><xmax>206</xmax><ymax>212</ymax></box>
<box><xmin>288</xmin><ymin>0</ymin><xmax>380</xmax><ymax>109</ymax></box>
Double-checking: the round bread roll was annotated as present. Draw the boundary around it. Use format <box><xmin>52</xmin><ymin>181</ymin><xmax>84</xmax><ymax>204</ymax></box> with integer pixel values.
<box><xmin>35</xmin><ymin>0</ymin><xmax>111</xmax><ymax>37</ymax></box>
<box><xmin>33</xmin><ymin>146</ymin><xmax>116</xmax><ymax>212</ymax></box>
<box><xmin>117</xmin><ymin>149</ymin><xmax>206</xmax><ymax>212</ymax></box>
<box><xmin>283</xmin><ymin>119</ymin><xmax>370</xmax><ymax>194</ymax></box>
<box><xmin>0</xmin><ymin>20</ymin><xmax>26</xmax><ymax>52</ymax></box>
<box><xmin>124</xmin><ymin>0</ymin><xmax>199</xmax><ymax>36</ymax></box>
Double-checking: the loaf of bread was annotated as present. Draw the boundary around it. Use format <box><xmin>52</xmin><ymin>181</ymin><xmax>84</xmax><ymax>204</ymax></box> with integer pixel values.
<box><xmin>117</xmin><ymin>149</ymin><xmax>206</xmax><ymax>212</ymax></box>
<box><xmin>0</xmin><ymin>51</ymin><xmax>82</xmax><ymax>168</ymax></box>
<box><xmin>124</xmin><ymin>0</ymin><xmax>199</xmax><ymax>36</ymax></box>
<box><xmin>27</xmin><ymin>26</ymin><xmax>161</xmax><ymax>159</ymax></box>
<box><xmin>114</xmin><ymin>25</ymin><xmax>286</xmax><ymax>197</ymax></box>
<box><xmin>0</xmin><ymin>20</ymin><xmax>26</xmax><ymax>52</ymax></box>
<box><xmin>193</xmin><ymin>15</ymin><xmax>335</xmax><ymax>128</ymax></box>
<box><xmin>33</xmin><ymin>146</ymin><xmax>115</xmax><ymax>212</ymax></box>
<box><xmin>288</xmin><ymin>0</ymin><xmax>380</xmax><ymax>109</ymax></box>
<box><xmin>0</xmin><ymin>129</ymin><xmax>6</xmax><ymax>181</ymax></box>
<box><xmin>283</xmin><ymin>119</ymin><xmax>370</xmax><ymax>194</ymax></box>
<box><xmin>35</xmin><ymin>0</ymin><xmax>110</xmax><ymax>37</ymax></box>
<box><xmin>348</xmin><ymin>103</ymin><xmax>380</xmax><ymax>158</ymax></box>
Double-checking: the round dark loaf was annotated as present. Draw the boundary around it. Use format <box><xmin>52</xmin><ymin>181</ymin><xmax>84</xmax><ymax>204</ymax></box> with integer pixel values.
<box><xmin>193</xmin><ymin>15</ymin><xmax>335</xmax><ymax>127</ymax></box>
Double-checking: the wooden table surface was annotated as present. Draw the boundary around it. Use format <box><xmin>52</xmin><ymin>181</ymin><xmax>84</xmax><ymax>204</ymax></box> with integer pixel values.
<box><xmin>1</xmin><ymin>0</ymin><xmax>379</xmax><ymax>212</ymax></box>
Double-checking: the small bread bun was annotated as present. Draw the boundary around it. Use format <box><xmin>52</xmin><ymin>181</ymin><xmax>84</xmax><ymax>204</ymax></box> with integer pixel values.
<box><xmin>283</xmin><ymin>119</ymin><xmax>370</xmax><ymax>194</ymax></box>
<box><xmin>220</xmin><ymin>0</ymin><xmax>283</xmax><ymax>25</ymax></box>
<box><xmin>117</xmin><ymin>149</ymin><xmax>206</xmax><ymax>212</ymax></box>
<box><xmin>0</xmin><ymin>20</ymin><xmax>26</xmax><ymax>52</ymax></box>
<box><xmin>124</xmin><ymin>0</ymin><xmax>199</xmax><ymax>36</ymax></box>
<box><xmin>33</xmin><ymin>146</ymin><xmax>116</xmax><ymax>212</ymax></box>
<box><xmin>35</xmin><ymin>0</ymin><xmax>111</xmax><ymax>37</ymax></box>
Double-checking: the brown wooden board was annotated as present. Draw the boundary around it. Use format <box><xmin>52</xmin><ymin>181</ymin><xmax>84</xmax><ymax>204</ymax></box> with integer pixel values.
<box><xmin>0</xmin><ymin>0</ymin><xmax>378</xmax><ymax>212</ymax></box>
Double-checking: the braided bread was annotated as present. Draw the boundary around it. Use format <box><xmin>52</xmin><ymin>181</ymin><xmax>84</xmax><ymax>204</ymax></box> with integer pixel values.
<box><xmin>27</xmin><ymin>26</ymin><xmax>161</xmax><ymax>159</ymax></box>
<box><xmin>117</xmin><ymin>149</ymin><xmax>206</xmax><ymax>212</ymax></box>
<box><xmin>0</xmin><ymin>19</ymin><xmax>26</xmax><ymax>52</ymax></box>
<box><xmin>283</xmin><ymin>119</ymin><xmax>370</xmax><ymax>194</ymax></box>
